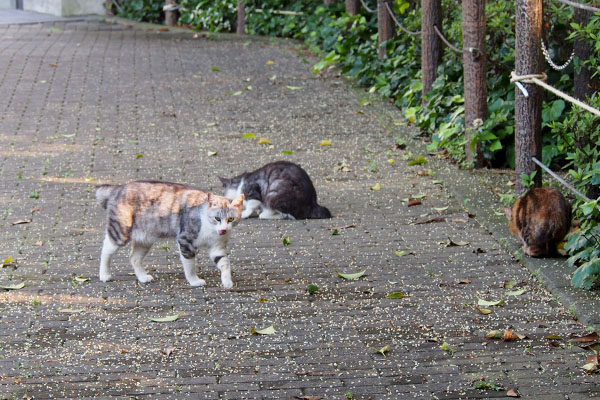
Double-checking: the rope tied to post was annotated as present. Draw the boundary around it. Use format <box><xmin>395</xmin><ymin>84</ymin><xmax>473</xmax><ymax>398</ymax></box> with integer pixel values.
<box><xmin>510</xmin><ymin>71</ymin><xmax>547</xmax><ymax>98</ymax></box>
<box><xmin>163</xmin><ymin>3</ymin><xmax>180</xmax><ymax>12</ymax></box>
<box><xmin>383</xmin><ymin>1</ymin><xmax>421</xmax><ymax>35</ymax></box>
<box><xmin>359</xmin><ymin>0</ymin><xmax>376</xmax><ymax>13</ymax></box>
<box><xmin>432</xmin><ymin>25</ymin><xmax>482</xmax><ymax>58</ymax></box>
<box><xmin>511</xmin><ymin>71</ymin><xmax>600</xmax><ymax>117</ymax></box>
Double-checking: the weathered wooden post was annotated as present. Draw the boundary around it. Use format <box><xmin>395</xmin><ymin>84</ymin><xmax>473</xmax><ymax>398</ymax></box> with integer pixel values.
<box><xmin>462</xmin><ymin>0</ymin><xmax>487</xmax><ymax>167</ymax></box>
<box><xmin>165</xmin><ymin>0</ymin><xmax>178</xmax><ymax>26</ymax></box>
<box><xmin>573</xmin><ymin>4</ymin><xmax>600</xmax><ymax>199</ymax></box>
<box><xmin>515</xmin><ymin>0</ymin><xmax>543</xmax><ymax>193</ymax></box>
<box><xmin>377</xmin><ymin>0</ymin><xmax>394</xmax><ymax>59</ymax></box>
<box><xmin>421</xmin><ymin>0</ymin><xmax>442</xmax><ymax>102</ymax></box>
<box><xmin>237</xmin><ymin>0</ymin><xmax>246</xmax><ymax>34</ymax></box>
<box><xmin>574</xmin><ymin>6</ymin><xmax>600</xmax><ymax>100</ymax></box>
<box><xmin>105</xmin><ymin>0</ymin><xmax>114</xmax><ymax>16</ymax></box>
<box><xmin>346</xmin><ymin>0</ymin><xmax>360</xmax><ymax>15</ymax></box>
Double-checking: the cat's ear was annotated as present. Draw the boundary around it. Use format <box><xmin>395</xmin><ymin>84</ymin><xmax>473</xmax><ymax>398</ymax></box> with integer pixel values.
<box><xmin>207</xmin><ymin>192</ymin><xmax>216</xmax><ymax>207</ymax></box>
<box><xmin>230</xmin><ymin>194</ymin><xmax>244</xmax><ymax>212</ymax></box>
<box><xmin>218</xmin><ymin>177</ymin><xmax>229</xmax><ymax>187</ymax></box>
<box><xmin>503</xmin><ymin>206</ymin><xmax>512</xmax><ymax>220</ymax></box>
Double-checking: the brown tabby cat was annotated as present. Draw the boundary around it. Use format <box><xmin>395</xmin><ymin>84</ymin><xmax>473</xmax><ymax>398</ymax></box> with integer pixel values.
<box><xmin>96</xmin><ymin>181</ymin><xmax>244</xmax><ymax>288</ymax></box>
<box><xmin>504</xmin><ymin>187</ymin><xmax>572</xmax><ymax>257</ymax></box>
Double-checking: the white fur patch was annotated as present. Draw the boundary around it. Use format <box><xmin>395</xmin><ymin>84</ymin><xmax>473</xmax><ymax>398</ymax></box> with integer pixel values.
<box><xmin>224</xmin><ymin>178</ymin><xmax>244</xmax><ymax>201</ymax></box>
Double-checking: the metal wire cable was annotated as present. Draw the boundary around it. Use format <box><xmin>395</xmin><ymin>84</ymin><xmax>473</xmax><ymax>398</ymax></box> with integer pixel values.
<box><xmin>433</xmin><ymin>25</ymin><xmax>464</xmax><ymax>54</ymax></box>
<box><xmin>532</xmin><ymin>157</ymin><xmax>600</xmax><ymax>212</ymax></box>
<box><xmin>541</xmin><ymin>39</ymin><xmax>575</xmax><ymax>70</ymax></box>
<box><xmin>383</xmin><ymin>1</ymin><xmax>421</xmax><ymax>35</ymax></box>
<box><xmin>359</xmin><ymin>0</ymin><xmax>376</xmax><ymax>13</ymax></box>
<box><xmin>553</xmin><ymin>0</ymin><xmax>600</xmax><ymax>13</ymax></box>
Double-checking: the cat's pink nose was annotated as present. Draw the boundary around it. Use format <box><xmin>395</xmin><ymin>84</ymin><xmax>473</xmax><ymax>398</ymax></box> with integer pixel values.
<box><xmin>218</xmin><ymin>230</ymin><xmax>227</xmax><ymax>236</ymax></box>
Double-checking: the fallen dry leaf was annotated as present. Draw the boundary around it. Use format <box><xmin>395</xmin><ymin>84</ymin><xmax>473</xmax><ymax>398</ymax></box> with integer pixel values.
<box><xmin>441</xmin><ymin>238</ymin><xmax>470</xmax><ymax>247</ymax></box>
<box><xmin>328</xmin><ymin>224</ymin><xmax>355</xmax><ymax>231</ymax></box>
<box><xmin>506</xmin><ymin>388</ymin><xmax>521</xmax><ymax>397</ymax></box>
<box><xmin>161</xmin><ymin>347</ymin><xmax>175</xmax><ymax>357</ymax></box>
<box><xmin>11</xmin><ymin>219</ymin><xmax>32</xmax><ymax>226</ymax></box>
<box><xmin>587</xmin><ymin>353</ymin><xmax>599</xmax><ymax>365</ymax></box>
<box><xmin>486</xmin><ymin>330</ymin><xmax>504</xmax><ymax>339</ymax></box>
<box><xmin>503</xmin><ymin>330</ymin><xmax>519</xmax><ymax>341</ymax></box>
<box><xmin>458</xmin><ymin>278</ymin><xmax>472</xmax><ymax>284</ymax></box>
<box><xmin>413</xmin><ymin>217</ymin><xmax>445</xmax><ymax>225</ymax></box>
<box><xmin>570</xmin><ymin>332</ymin><xmax>599</xmax><ymax>343</ymax></box>
<box><xmin>294</xmin><ymin>396</ymin><xmax>323</xmax><ymax>400</ymax></box>
<box><xmin>407</xmin><ymin>199</ymin><xmax>422</xmax><ymax>207</ymax></box>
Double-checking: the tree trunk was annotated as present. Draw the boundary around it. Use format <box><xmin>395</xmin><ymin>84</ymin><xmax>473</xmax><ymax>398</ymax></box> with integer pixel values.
<box><xmin>574</xmin><ymin>6</ymin><xmax>600</xmax><ymax>100</ymax></box>
<box><xmin>462</xmin><ymin>0</ymin><xmax>487</xmax><ymax>168</ymax></box>
<box><xmin>377</xmin><ymin>0</ymin><xmax>394</xmax><ymax>59</ymax></box>
<box><xmin>237</xmin><ymin>0</ymin><xmax>246</xmax><ymax>34</ymax></box>
<box><xmin>421</xmin><ymin>0</ymin><xmax>442</xmax><ymax>103</ymax></box>
<box><xmin>165</xmin><ymin>0</ymin><xmax>178</xmax><ymax>27</ymax></box>
<box><xmin>515</xmin><ymin>0</ymin><xmax>543</xmax><ymax>194</ymax></box>
<box><xmin>573</xmin><ymin>5</ymin><xmax>600</xmax><ymax>200</ymax></box>
<box><xmin>346</xmin><ymin>0</ymin><xmax>360</xmax><ymax>15</ymax></box>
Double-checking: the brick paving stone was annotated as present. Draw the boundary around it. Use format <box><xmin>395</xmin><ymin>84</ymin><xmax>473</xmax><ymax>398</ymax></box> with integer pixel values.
<box><xmin>0</xmin><ymin>18</ymin><xmax>599</xmax><ymax>399</ymax></box>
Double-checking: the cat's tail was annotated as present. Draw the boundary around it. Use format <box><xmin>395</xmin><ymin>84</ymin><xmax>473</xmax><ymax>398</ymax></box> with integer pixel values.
<box><xmin>309</xmin><ymin>204</ymin><xmax>332</xmax><ymax>219</ymax></box>
<box><xmin>95</xmin><ymin>184</ymin><xmax>119</xmax><ymax>209</ymax></box>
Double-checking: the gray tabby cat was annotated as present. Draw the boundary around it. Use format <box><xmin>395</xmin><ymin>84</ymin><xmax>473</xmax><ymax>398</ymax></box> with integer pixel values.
<box><xmin>219</xmin><ymin>161</ymin><xmax>331</xmax><ymax>220</ymax></box>
<box><xmin>95</xmin><ymin>181</ymin><xmax>244</xmax><ymax>288</ymax></box>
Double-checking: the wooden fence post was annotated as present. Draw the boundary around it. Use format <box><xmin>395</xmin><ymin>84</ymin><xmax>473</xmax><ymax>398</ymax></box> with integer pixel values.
<box><xmin>237</xmin><ymin>0</ymin><xmax>246</xmax><ymax>34</ymax></box>
<box><xmin>165</xmin><ymin>0</ymin><xmax>178</xmax><ymax>26</ymax></box>
<box><xmin>421</xmin><ymin>0</ymin><xmax>442</xmax><ymax>102</ymax></box>
<box><xmin>346</xmin><ymin>0</ymin><xmax>360</xmax><ymax>15</ymax></box>
<box><xmin>573</xmin><ymin>5</ymin><xmax>600</xmax><ymax>200</ymax></box>
<box><xmin>105</xmin><ymin>0</ymin><xmax>114</xmax><ymax>16</ymax></box>
<box><xmin>515</xmin><ymin>0</ymin><xmax>543</xmax><ymax>193</ymax></box>
<box><xmin>377</xmin><ymin>0</ymin><xmax>394</xmax><ymax>59</ymax></box>
<box><xmin>574</xmin><ymin>7</ymin><xmax>600</xmax><ymax>100</ymax></box>
<box><xmin>462</xmin><ymin>0</ymin><xmax>486</xmax><ymax>168</ymax></box>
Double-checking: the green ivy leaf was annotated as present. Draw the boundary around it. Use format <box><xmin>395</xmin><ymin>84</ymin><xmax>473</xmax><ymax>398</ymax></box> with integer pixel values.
<box><xmin>148</xmin><ymin>313</ymin><xmax>180</xmax><ymax>323</ymax></box>
<box><xmin>337</xmin><ymin>270</ymin><xmax>366</xmax><ymax>280</ymax></box>
<box><xmin>386</xmin><ymin>292</ymin><xmax>404</xmax><ymax>299</ymax></box>
<box><xmin>251</xmin><ymin>324</ymin><xmax>276</xmax><ymax>335</ymax></box>
<box><xmin>307</xmin><ymin>284</ymin><xmax>319</xmax><ymax>295</ymax></box>
<box><xmin>408</xmin><ymin>156</ymin><xmax>427</xmax><ymax>166</ymax></box>
<box><xmin>1</xmin><ymin>281</ymin><xmax>25</xmax><ymax>290</ymax></box>
<box><xmin>572</xmin><ymin>258</ymin><xmax>600</xmax><ymax>289</ymax></box>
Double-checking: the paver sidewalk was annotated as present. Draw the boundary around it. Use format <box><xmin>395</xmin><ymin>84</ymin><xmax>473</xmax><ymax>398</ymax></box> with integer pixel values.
<box><xmin>0</xmin><ymin>19</ymin><xmax>599</xmax><ymax>399</ymax></box>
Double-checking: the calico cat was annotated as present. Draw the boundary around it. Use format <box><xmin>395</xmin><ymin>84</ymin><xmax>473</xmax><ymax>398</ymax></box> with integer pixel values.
<box><xmin>95</xmin><ymin>181</ymin><xmax>244</xmax><ymax>288</ymax></box>
<box><xmin>504</xmin><ymin>187</ymin><xmax>572</xmax><ymax>257</ymax></box>
<box><xmin>219</xmin><ymin>161</ymin><xmax>331</xmax><ymax>220</ymax></box>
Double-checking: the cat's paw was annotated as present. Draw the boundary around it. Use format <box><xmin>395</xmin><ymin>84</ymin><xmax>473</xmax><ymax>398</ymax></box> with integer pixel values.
<box><xmin>188</xmin><ymin>277</ymin><xmax>206</xmax><ymax>287</ymax></box>
<box><xmin>241</xmin><ymin>210</ymin><xmax>254</xmax><ymax>219</ymax></box>
<box><xmin>221</xmin><ymin>277</ymin><xmax>233</xmax><ymax>289</ymax></box>
<box><xmin>137</xmin><ymin>273</ymin><xmax>154</xmax><ymax>283</ymax></box>
<box><xmin>99</xmin><ymin>273</ymin><xmax>112</xmax><ymax>282</ymax></box>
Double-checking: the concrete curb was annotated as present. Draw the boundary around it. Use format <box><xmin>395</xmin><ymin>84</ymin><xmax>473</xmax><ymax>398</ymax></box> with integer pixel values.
<box><xmin>357</xmin><ymin>82</ymin><xmax>600</xmax><ymax>332</ymax></box>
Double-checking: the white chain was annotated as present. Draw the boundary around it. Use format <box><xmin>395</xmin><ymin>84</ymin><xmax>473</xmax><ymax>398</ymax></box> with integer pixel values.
<box><xmin>541</xmin><ymin>39</ymin><xmax>574</xmax><ymax>71</ymax></box>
